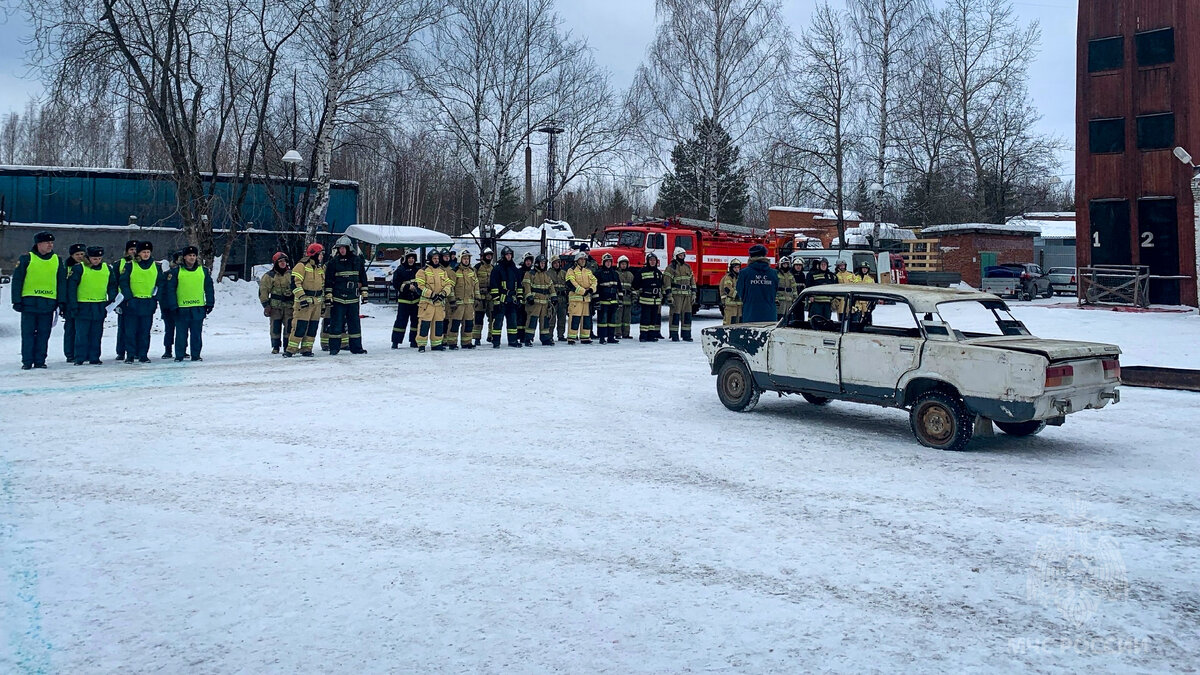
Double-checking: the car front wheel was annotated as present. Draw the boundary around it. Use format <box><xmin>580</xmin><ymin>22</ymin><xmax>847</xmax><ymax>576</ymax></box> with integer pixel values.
<box><xmin>717</xmin><ymin>358</ymin><xmax>761</xmax><ymax>412</ymax></box>
<box><xmin>910</xmin><ymin>390</ymin><xmax>974</xmax><ymax>451</ymax></box>
<box><xmin>995</xmin><ymin>420</ymin><xmax>1046</xmax><ymax>437</ymax></box>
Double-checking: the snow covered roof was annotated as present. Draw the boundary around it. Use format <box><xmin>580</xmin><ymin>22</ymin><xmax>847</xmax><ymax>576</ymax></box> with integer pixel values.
<box><xmin>343</xmin><ymin>224</ymin><xmax>453</xmax><ymax>247</ymax></box>
<box><xmin>922</xmin><ymin>222</ymin><xmax>1038</xmax><ymax>237</ymax></box>
<box><xmin>842</xmin><ymin>223</ymin><xmax>917</xmax><ymax>240</ymax></box>
<box><xmin>769</xmin><ymin>206</ymin><xmax>864</xmax><ymax>222</ymax></box>
<box><xmin>1006</xmin><ymin>216</ymin><xmax>1077</xmax><ymax>239</ymax></box>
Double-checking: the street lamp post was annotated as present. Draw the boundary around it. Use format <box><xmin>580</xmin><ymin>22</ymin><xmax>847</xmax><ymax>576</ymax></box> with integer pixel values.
<box><xmin>1172</xmin><ymin>146</ymin><xmax>1200</xmax><ymax>310</ymax></box>
<box><xmin>282</xmin><ymin>149</ymin><xmax>303</xmax><ymax>235</ymax></box>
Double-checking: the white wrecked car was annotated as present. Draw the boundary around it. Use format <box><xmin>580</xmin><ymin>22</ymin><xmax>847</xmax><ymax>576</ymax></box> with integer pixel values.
<box><xmin>701</xmin><ymin>285</ymin><xmax>1121</xmax><ymax>451</ymax></box>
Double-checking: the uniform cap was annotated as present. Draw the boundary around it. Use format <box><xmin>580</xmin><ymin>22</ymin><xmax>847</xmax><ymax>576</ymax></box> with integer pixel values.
<box><xmin>33</xmin><ymin>231</ymin><xmax>54</xmax><ymax>244</ymax></box>
<box><xmin>86</xmin><ymin>246</ymin><xmax>104</xmax><ymax>257</ymax></box>
<box><xmin>125</xmin><ymin>239</ymin><xmax>139</xmax><ymax>251</ymax></box>
<box><xmin>69</xmin><ymin>243</ymin><xmax>86</xmax><ymax>255</ymax></box>
<box><xmin>136</xmin><ymin>240</ymin><xmax>154</xmax><ymax>253</ymax></box>
<box><xmin>748</xmin><ymin>244</ymin><xmax>767</xmax><ymax>258</ymax></box>
<box><xmin>182</xmin><ymin>245</ymin><xmax>199</xmax><ymax>256</ymax></box>
<box><xmin>306</xmin><ymin>242</ymin><xmax>324</xmax><ymax>257</ymax></box>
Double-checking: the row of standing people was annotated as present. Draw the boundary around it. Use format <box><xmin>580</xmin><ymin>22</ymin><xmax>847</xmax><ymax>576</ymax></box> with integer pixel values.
<box><xmin>387</xmin><ymin>245</ymin><xmax>700</xmax><ymax>350</ymax></box>
<box><xmin>716</xmin><ymin>246</ymin><xmax>877</xmax><ymax>325</ymax></box>
<box><xmin>11</xmin><ymin>232</ymin><xmax>215</xmax><ymax>370</ymax></box>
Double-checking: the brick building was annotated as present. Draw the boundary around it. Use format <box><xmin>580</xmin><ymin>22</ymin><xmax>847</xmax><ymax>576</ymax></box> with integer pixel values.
<box><xmin>921</xmin><ymin>223</ymin><xmax>1038</xmax><ymax>288</ymax></box>
<box><xmin>1077</xmin><ymin>2</ymin><xmax>1200</xmax><ymax>306</ymax></box>
<box><xmin>767</xmin><ymin>207</ymin><xmax>862</xmax><ymax>247</ymax></box>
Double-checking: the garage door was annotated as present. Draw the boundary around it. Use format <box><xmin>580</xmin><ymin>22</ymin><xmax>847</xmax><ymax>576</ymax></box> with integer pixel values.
<box><xmin>1137</xmin><ymin>198</ymin><xmax>1181</xmax><ymax>305</ymax></box>
<box><xmin>1089</xmin><ymin>200</ymin><xmax>1131</xmax><ymax>265</ymax></box>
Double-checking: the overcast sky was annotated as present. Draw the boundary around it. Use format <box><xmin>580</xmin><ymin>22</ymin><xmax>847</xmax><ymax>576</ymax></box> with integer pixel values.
<box><xmin>0</xmin><ymin>0</ymin><xmax>1078</xmax><ymax>173</ymax></box>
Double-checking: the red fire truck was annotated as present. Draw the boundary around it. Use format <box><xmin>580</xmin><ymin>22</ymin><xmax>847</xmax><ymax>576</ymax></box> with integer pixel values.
<box><xmin>588</xmin><ymin>217</ymin><xmax>793</xmax><ymax>311</ymax></box>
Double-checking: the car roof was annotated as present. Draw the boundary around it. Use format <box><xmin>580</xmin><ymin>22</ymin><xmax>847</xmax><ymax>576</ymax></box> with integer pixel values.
<box><xmin>799</xmin><ymin>284</ymin><xmax>1004</xmax><ymax>313</ymax></box>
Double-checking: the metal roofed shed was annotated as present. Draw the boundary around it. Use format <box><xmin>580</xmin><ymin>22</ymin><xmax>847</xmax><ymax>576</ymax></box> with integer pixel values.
<box><xmin>343</xmin><ymin>224</ymin><xmax>453</xmax><ymax>248</ymax></box>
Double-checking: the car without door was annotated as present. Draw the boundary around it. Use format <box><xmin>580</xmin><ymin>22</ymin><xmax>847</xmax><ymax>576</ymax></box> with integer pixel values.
<box><xmin>701</xmin><ymin>285</ymin><xmax>1121</xmax><ymax>451</ymax></box>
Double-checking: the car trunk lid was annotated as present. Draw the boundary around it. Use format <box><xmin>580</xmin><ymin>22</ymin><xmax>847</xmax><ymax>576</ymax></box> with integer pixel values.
<box><xmin>965</xmin><ymin>336</ymin><xmax>1121</xmax><ymax>361</ymax></box>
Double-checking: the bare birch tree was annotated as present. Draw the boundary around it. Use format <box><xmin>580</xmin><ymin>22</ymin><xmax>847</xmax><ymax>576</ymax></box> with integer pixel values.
<box><xmin>774</xmin><ymin>2</ymin><xmax>859</xmax><ymax>246</ymax></box>
<box><xmin>295</xmin><ymin>0</ymin><xmax>441</xmax><ymax>239</ymax></box>
<box><xmin>630</xmin><ymin>0</ymin><xmax>788</xmax><ymax>222</ymax></box>
<box><xmin>848</xmin><ymin>0</ymin><xmax>929</xmax><ymax>238</ymax></box>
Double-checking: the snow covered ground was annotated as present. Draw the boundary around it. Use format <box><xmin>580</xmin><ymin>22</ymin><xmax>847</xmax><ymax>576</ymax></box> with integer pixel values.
<box><xmin>1</xmin><ymin>282</ymin><xmax>1197</xmax><ymax>673</ymax></box>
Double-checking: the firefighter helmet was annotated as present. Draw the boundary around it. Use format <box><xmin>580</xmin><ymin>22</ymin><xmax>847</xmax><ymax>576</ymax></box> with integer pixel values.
<box><xmin>673</xmin><ymin>246</ymin><xmax>686</xmax><ymax>258</ymax></box>
<box><xmin>575</xmin><ymin>251</ymin><xmax>589</xmax><ymax>261</ymax></box>
<box><xmin>272</xmin><ymin>252</ymin><xmax>289</xmax><ymax>264</ymax></box>
<box><xmin>602</xmin><ymin>253</ymin><xmax>613</xmax><ymax>263</ymax></box>
<box><xmin>501</xmin><ymin>246</ymin><xmax>514</xmax><ymax>257</ymax></box>
<box><xmin>482</xmin><ymin>247</ymin><xmax>494</xmax><ymax>256</ymax></box>
<box><xmin>335</xmin><ymin>235</ymin><xmax>352</xmax><ymax>249</ymax></box>
<box><xmin>836</xmin><ymin>260</ymin><xmax>847</xmax><ymax>270</ymax></box>
<box><xmin>779</xmin><ymin>256</ymin><xmax>791</xmax><ymax>266</ymax></box>
<box><xmin>305</xmin><ymin>243</ymin><xmax>324</xmax><ymax>257</ymax></box>
<box><xmin>729</xmin><ymin>258</ymin><xmax>742</xmax><ymax>268</ymax></box>
<box><xmin>523</xmin><ymin>251</ymin><xmax>535</xmax><ymax>261</ymax></box>
<box><xmin>617</xmin><ymin>255</ymin><xmax>629</xmax><ymax>264</ymax></box>
<box><xmin>535</xmin><ymin>254</ymin><xmax>547</xmax><ymax>265</ymax></box>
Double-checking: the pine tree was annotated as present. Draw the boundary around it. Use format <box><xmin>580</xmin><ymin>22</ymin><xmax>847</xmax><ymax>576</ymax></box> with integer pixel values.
<box><xmin>493</xmin><ymin>174</ymin><xmax>522</xmax><ymax>225</ymax></box>
<box><xmin>657</xmin><ymin>117</ymin><xmax>750</xmax><ymax>224</ymax></box>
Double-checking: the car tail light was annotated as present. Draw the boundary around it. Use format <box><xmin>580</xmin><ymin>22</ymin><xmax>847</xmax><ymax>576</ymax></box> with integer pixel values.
<box><xmin>1021</xmin><ymin>272</ymin><xmax>1030</xmax><ymax>279</ymax></box>
<box><xmin>1045</xmin><ymin>365</ymin><xmax>1074</xmax><ymax>388</ymax></box>
<box><xmin>1102</xmin><ymin>358</ymin><xmax>1120</xmax><ymax>380</ymax></box>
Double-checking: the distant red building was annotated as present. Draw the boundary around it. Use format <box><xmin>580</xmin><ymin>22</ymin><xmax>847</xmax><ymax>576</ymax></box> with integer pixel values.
<box><xmin>767</xmin><ymin>207</ymin><xmax>862</xmax><ymax>247</ymax></box>
<box><xmin>1077</xmin><ymin>2</ymin><xmax>1199</xmax><ymax>306</ymax></box>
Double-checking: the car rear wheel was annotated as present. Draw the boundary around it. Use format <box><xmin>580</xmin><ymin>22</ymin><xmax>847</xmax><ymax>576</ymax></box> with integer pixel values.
<box><xmin>995</xmin><ymin>420</ymin><xmax>1046</xmax><ymax>437</ymax></box>
<box><xmin>909</xmin><ymin>390</ymin><xmax>974</xmax><ymax>451</ymax></box>
<box><xmin>800</xmin><ymin>392</ymin><xmax>830</xmax><ymax>406</ymax></box>
<box><xmin>717</xmin><ymin>358</ymin><xmax>760</xmax><ymax>412</ymax></box>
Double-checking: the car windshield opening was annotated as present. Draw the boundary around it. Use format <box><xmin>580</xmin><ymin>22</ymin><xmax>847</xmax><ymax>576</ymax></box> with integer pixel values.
<box><xmin>935</xmin><ymin>300</ymin><xmax>1029</xmax><ymax>339</ymax></box>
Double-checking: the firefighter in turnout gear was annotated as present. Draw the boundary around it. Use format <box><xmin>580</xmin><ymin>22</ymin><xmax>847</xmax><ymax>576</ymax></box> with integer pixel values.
<box><xmin>520</xmin><ymin>254</ymin><xmax>556</xmax><ymax>346</ymax></box>
<box><xmin>259</xmin><ymin>252</ymin><xmax>293</xmax><ymax>353</ymax></box>
<box><xmin>548</xmin><ymin>256</ymin><xmax>568</xmax><ymax>341</ymax></box>
<box><xmin>472</xmin><ymin>248</ymin><xmax>495</xmax><ymax>346</ymax></box>
<box><xmin>324</xmin><ymin>236</ymin><xmax>369</xmax><ymax>355</ymax></box>
<box><xmin>162</xmin><ymin>246</ymin><xmax>214</xmax><ymax>361</ymax></box>
<box><xmin>118</xmin><ymin>240</ymin><xmax>163</xmax><ymax>363</ymax></box>
<box><xmin>62</xmin><ymin>242</ymin><xmax>86</xmax><ymax>362</ymax></box>
<box><xmin>416</xmin><ymin>249</ymin><xmax>453</xmax><ymax>351</ymax></box>
<box><xmin>391</xmin><ymin>251</ymin><xmax>421</xmax><ymax>348</ymax></box>
<box><xmin>662</xmin><ymin>246</ymin><xmax>695</xmax><ymax>341</ymax></box>
<box><xmin>594</xmin><ymin>253</ymin><xmax>622</xmax><ymax>344</ymax></box>
<box><xmin>448</xmin><ymin>250</ymin><xmax>480</xmax><ymax>349</ymax></box>
<box><xmin>616</xmin><ymin>255</ymin><xmax>634</xmax><ymax>339</ymax></box>
<box><xmin>285</xmin><ymin>243</ymin><xmax>326</xmax><ymax>357</ymax></box>
<box><xmin>440</xmin><ymin>249</ymin><xmax>455</xmax><ymax>338</ymax></box>
<box><xmin>632</xmin><ymin>252</ymin><xmax>665</xmax><ymax>341</ymax></box>
<box><xmin>775</xmin><ymin>256</ymin><xmax>798</xmax><ymax>318</ymax></box>
<box><xmin>11</xmin><ymin>231</ymin><xmax>67</xmax><ymax>370</ymax></box>
<box><xmin>65</xmin><ymin>246</ymin><xmax>117</xmax><ymax>365</ymax></box>
<box><xmin>719</xmin><ymin>259</ymin><xmax>742</xmax><ymax>325</ymax></box>
<box><xmin>488</xmin><ymin>247</ymin><xmax>522</xmax><ymax>347</ymax></box>
<box><xmin>114</xmin><ymin>239</ymin><xmax>137</xmax><ymax>361</ymax></box>
<box><xmin>564</xmin><ymin>251</ymin><xmax>598</xmax><ymax>344</ymax></box>
<box><xmin>515</xmin><ymin>252</ymin><xmax>535</xmax><ymax>343</ymax></box>
<box><xmin>805</xmin><ymin>258</ymin><xmax>839</xmax><ymax>319</ymax></box>
<box><xmin>832</xmin><ymin>260</ymin><xmax>854</xmax><ymax>317</ymax></box>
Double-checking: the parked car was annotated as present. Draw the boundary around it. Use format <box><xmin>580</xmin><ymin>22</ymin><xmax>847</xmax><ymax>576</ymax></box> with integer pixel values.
<box><xmin>701</xmin><ymin>284</ymin><xmax>1121</xmax><ymax>451</ymax></box>
<box><xmin>981</xmin><ymin>263</ymin><xmax>1052</xmax><ymax>300</ymax></box>
<box><xmin>1046</xmin><ymin>267</ymin><xmax>1078</xmax><ymax>296</ymax></box>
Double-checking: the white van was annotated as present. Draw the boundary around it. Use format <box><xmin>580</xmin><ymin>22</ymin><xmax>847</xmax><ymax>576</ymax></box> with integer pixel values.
<box><xmin>790</xmin><ymin>249</ymin><xmax>894</xmax><ymax>283</ymax></box>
